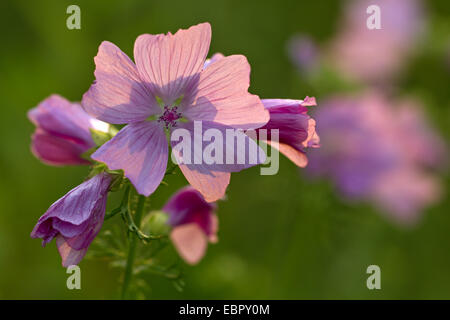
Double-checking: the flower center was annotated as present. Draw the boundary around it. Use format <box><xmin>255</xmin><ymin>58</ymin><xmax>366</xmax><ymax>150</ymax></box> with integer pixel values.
<box><xmin>158</xmin><ymin>106</ymin><xmax>182</xmax><ymax>129</ymax></box>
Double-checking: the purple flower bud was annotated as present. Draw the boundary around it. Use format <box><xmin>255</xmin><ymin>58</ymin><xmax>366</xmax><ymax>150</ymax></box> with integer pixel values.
<box><xmin>258</xmin><ymin>97</ymin><xmax>320</xmax><ymax>167</ymax></box>
<box><xmin>163</xmin><ymin>186</ymin><xmax>218</xmax><ymax>265</ymax></box>
<box><xmin>31</xmin><ymin>173</ymin><xmax>112</xmax><ymax>267</ymax></box>
<box><xmin>28</xmin><ymin>94</ymin><xmax>109</xmax><ymax>166</ymax></box>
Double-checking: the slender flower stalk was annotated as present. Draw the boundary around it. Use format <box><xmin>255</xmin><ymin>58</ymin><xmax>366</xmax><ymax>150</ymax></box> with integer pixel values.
<box><xmin>121</xmin><ymin>194</ymin><xmax>146</xmax><ymax>299</ymax></box>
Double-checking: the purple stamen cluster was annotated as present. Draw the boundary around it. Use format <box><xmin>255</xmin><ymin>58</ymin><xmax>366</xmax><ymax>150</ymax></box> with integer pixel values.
<box><xmin>158</xmin><ymin>106</ymin><xmax>182</xmax><ymax>129</ymax></box>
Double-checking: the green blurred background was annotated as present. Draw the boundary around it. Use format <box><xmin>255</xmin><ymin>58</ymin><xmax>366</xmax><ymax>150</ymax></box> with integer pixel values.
<box><xmin>0</xmin><ymin>0</ymin><xmax>449</xmax><ymax>299</ymax></box>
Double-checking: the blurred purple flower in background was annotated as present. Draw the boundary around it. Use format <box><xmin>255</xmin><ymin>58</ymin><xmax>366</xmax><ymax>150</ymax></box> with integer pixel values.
<box><xmin>287</xmin><ymin>35</ymin><xmax>319</xmax><ymax>76</ymax></box>
<box><xmin>307</xmin><ymin>91</ymin><xmax>445</xmax><ymax>225</ymax></box>
<box><xmin>328</xmin><ymin>0</ymin><xmax>426</xmax><ymax>83</ymax></box>
<box><xmin>164</xmin><ymin>186</ymin><xmax>218</xmax><ymax>265</ymax></box>
<box><xmin>31</xmin><ymin>173</ymin><xmax>112</xmax><ymax>266</ymax></box>
<box><xmin>28</xmin><ymin>94</ymin><xmax>109</xmax><ymax>166</ymax></box>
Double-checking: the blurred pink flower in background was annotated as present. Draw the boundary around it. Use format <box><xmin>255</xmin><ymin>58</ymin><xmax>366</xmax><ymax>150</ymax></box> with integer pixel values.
<box><xmin>328</xmin><ymin>0</ymin><xmax>426</xmax><ymax>83</ymax></box>
<box><xmin>307</xmin><ymin>91</ymin><xmax>446</xmax><ymax>225</ymax></box>
<box><xmin>164</xmin><ymin>187</ymin><xmax>218</xmax><ymax>264</ymax></box>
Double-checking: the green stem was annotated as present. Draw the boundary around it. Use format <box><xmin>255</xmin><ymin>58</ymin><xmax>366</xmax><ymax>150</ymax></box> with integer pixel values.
<box><xmin>121</xmin><ymin>194</ymin><xmax>145</xmax><ymax>299</ymax></box>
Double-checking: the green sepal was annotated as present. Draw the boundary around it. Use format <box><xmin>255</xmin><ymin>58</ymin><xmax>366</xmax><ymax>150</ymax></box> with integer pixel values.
<box><xmin>90</xmin><ymin>128</ymin><xmax>111</xmax><ymax>147</ymax></box>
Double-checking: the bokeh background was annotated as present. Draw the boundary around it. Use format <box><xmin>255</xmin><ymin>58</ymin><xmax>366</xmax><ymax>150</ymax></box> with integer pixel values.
<box><xmin>0</xmin><ymin>0</ymin><xmax>449</xmax><ymax>299</ymax></box>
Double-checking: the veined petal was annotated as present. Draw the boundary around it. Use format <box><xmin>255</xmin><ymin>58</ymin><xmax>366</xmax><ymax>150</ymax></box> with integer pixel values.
<box><xmin>134</xmin><ymin>23</ymin><xmax>211</xmax><ymax>105</ymax></box>
<box><xmin>170</xmin><ymin>121</ymin><xmax>265</xmax><ymax>201</ymax></box>
<box><xmin>183</xmin><ymin>55</ymin><xmax>269</xmax><ymax>129</ymax></box>
<box><xmin>82</xmin><ymin>41</ymin><xmax>158</xmax><ymax>124</ymax></box>
<box><xmin>30</xmin><ymin>173</ymin><xmax>111</xmax><ymax>248</ymax></box>
<box><xmin>176</xmin><ymin>164</ymin><xmax>230</xmax><ymax>203</ymax></box>
<box><xmin>56</xmin><ymin>235</ymin><xmax>88</xmax><ymax>267</ymax></box>
<box><xmin>203</xmin><ymin>53</ymin><xmax>225</xmax><ymax>69</ymax></box>
<box><xmin>171</xmin><ymin>137</ymin><xmax>230</xmax><ymax>202</ymax></box>
<box><xmin>92</xmin><ymin>122</ymin><xmax>168</xmax><ymax>196</ymax></box>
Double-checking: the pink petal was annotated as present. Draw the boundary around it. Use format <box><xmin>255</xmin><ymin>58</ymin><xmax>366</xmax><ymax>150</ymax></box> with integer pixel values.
<box><xmin>267</xmin><ymin>141</ymin><xmax>308</xmax><ymax>168</ymax></box>
<box><xmin>303</xmin><ymin>118</ymin><xmax>320</xmax><ymax>148</ymax></box>
<box><xmin>164</xmin><ymin>186</ymin><xmax>217</xmax><ymax>236</ymax></box>
<box><xmin>171</xmin><ymin>224</ymin><xmax>208</xmax><ymax>265</ymax></box>
<box><xmin>134</xmin><ymin>23</ymin><xmax>211</xmax><ymax>105</ymax></box>
<box><xmin>183</xmin><ymin>55</ymin><xmax>269</xmax><ymax>129</ymax></box>
<box><xmin>301</xmin><ymin>96</ymin><xmax>317</xmax><ymax>107</ymax></box>
<box><xmin>170</xmin><ymin>121</ymin><xmax>265</xmax><ymax>202</ymax></box>
<box><xmin>29</xmin><ymin>95</ymin><xmax>95</xmax><ymax>143</ymax></box>
<box><xmin>31</xmin><ymin>129</ymin><xmax>91</xmax><ymax>166</ymax></box>
<box><xmin>208</xmin><ymin>214</ymin><xmax>219</xmax><ymax>243</ymax></box>
<box><xmin>56</xmin><ymin>235</ymin><xmax>88</xmax><ymax>267</ymax></box>
<box><xmin>262</xmin><ymin>99</ymin><xmax>308</xmax><ymax>111</ymax></box>
<box><xmin>82</xmin><ymin>41</ymin><xmax>159</xmax><ymax>124</ymax></box>
<box><xmin>177</xmin><ymin>164</ymin><xmax>230</xmax><ymax>203</ymax></box>
<box><xmin>204</xmin><ymin>52</ymin><xmax>225</xmax><ymax>68</ymax></box>
<box><xmin>92</xmin><ymin>122</ymin><xmax>168</xmax><ymax>196</ymax></box>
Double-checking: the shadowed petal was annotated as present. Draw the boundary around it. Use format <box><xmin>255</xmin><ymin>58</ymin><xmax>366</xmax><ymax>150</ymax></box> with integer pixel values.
<box><xmin>183</xmin><ymin>55</ymin><xmax>269</xmax><ymax>129</ymax></box>
<box><xmin>92</xmin><ymin>122</ymin><xmax>168</xmax><ymax>196</ymax></box>
<box><xmin>170</xmin><ymin>121</ymin><xmax>265</xmax><ymax>202</ymax></box>
<box><xmin>82</xmin><ymin>41</ymin><xmax>159</xmax><ymax>124</ymax></box>
<box><xmin>134</xmin><ymin>23</ymin><xmax>211</xmax><ymax>105</ymax></box>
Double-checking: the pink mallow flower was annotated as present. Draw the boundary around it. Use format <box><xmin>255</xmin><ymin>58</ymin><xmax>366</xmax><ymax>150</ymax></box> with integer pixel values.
<box><xmin>28</xmin><ymin>94</ymin><xmax>109</xmax><ymax>166</ymax></box>
<box><xmin>163</xmin><ymin>186</ymin><xmax>218</xmax><ymax>265</ymax></box>
<box><xmin>258</xmin><ymin>97</ymin><xmax>320</xmax><ymax>167</ymax></box>
<box><xmin>307</xmin><ymin>92</ymin><xmax>445</xmax><ymax>225</ymax></box>
<box><xmin>329</xmin><ymin>0</ymin><xmax>425</xmax><ymax>83</ymax></box>
<box><xmin>30</xmin><ymin>173</ymin><xmax>112</xmax><ymax>267</ymax></box>
<box><xmin>82</xmin><ymin>23</ymin><xmax>269</xmax><ymax>202</ymax></box>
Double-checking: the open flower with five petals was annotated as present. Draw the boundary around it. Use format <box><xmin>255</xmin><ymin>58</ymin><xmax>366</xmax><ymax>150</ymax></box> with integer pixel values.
<box><xmin>82</xmin><ymin>23</ymin><xmax>269</xmax><ymax>202</ymax></box>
